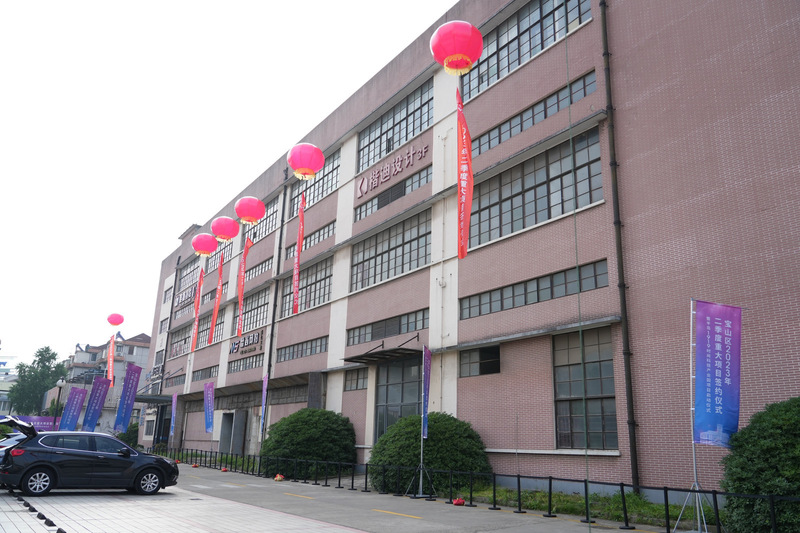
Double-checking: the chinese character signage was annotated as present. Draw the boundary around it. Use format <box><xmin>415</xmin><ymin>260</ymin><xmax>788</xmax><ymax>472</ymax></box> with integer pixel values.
<box><xmin>82</xmin><ymin>377</ymin><xmax>111</xmax><ymax>431</ymax></box>
<box><xmin>422</xmin><ymin>345</ymin><xmax>432</xmax><ymax>439</ymax></box>
<box><xmin>58</xmin><ymin>387</ymin><xmax>88</xmax><ymax>431</ymax></box>
<box><xmin>356</xmin><ymin>144</ymin><xmax>430</xmax><ymax>199</ymax></box>
<box><xmin>204</xmin><ymin>381</ymin><xmax>214</xmax><ymax>433</ymax></box>
<box><xmin>229</xmin><ymin>328</ymin><xmax>265</xmax><ymax>357</ymax></box>
<box><xmin>114</xmin><ymin>363</ymin><xmax>142</xmax><ymax>432</ymax></box>
<box><xmin>693</xmin><ymin>300</ymin><xmax>742</xmax><ymax>447</ymax></box>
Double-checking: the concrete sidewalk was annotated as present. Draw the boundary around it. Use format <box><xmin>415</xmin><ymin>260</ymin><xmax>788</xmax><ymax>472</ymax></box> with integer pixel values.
<box><xmin>0</xmin><ymin>466</ymin><xmax>665</xmax><ymax>533</ymax></box>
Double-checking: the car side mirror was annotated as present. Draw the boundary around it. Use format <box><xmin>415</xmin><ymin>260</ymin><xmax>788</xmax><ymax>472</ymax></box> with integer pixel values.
<box><xmin>118</xmin><ymin>447</ymin><xmax>131</xmax><ymax>457</ymax></box>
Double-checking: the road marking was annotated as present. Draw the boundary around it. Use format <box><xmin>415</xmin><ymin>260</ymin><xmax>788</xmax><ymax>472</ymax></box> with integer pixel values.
<box><xmin>189</xmin><ymin>484</ymin><xmax>212</xmax><ymax>489</ymax></box>
<box><xmin>372</xmin><ymin>509</ymin><xmax>422</xmax><ymax>519</ymax></box>
<box><xmin>284</xmin><ymin>493</ymin><xmax>314</xmax><ymax>500</ymax></box>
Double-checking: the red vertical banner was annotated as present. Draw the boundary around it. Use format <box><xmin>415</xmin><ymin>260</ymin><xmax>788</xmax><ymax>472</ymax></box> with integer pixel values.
<box><xmin>208</xmin><ymin>250</ymin><xmax>224</xmax><ymax>344</ymax></box>
<box><xmin>108</xmin><ymin>335</ymin><xmax>115</xmax><ymax>388</ymax></box>
<box><xmin>190</xmin><ymin>268</ymin><xmax>205</xmax><ymax>352</ymax></box>
<box><xmin>237</xmin><ymin>237</ymin><xmax>254</xmax><ymax>336</ymax></box>
<box><xmin>456</xmin><ymin>88</ymin><xmax>474</xmax><ymax>259</ymax></box>
<box><xmin>292</xmin><ymin>193</ymin><xmax>306</xmax><ymax>315</ymax></box>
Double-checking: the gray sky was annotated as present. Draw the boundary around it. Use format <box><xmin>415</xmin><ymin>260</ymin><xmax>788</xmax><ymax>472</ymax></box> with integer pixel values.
<box><xmin>0</xmin><ymin>1</ymin><xmax>458</xmax><ymax>369</ymax></box>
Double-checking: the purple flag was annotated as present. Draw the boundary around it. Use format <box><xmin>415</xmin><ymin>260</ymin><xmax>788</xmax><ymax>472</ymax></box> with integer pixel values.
<box><xmin>693</xmin><ymin>300</ymin><xmax>742</xmax><ymax>447</ymax></box>
<box><xmin>259</xmin><ymin>372</ymin><xmax>269</xmax><ymax>437</ymax></box>
<box><xmin>82</xmin><ymin>377</ymin><xmax>111</xmax><ymax>432</ymax></box>
<box><xmin>16</xmin><ymin>416</ymin><xmax>60</xmax><ymax>432</ymax></box>
<box><xmin>204</xmin><ymin>382</ymin><xmax>214</xmax><ymax>433</ymax></box>
<box><xmin>58</xmin><ymin>387</ymin><xmax>88</xmax><ymax>431</ymax></box>
<box><xmin>170</xmin><ymin>393</ymin><xmax>177</xmax><ymax>436</ymax></box>
<box><xmin>422</xmin><ymin>345</ymin><xmax>432</xmax><ymax>439</ymax></box>
<box><xmin>114</xmin><ymin>363</ymin><xmax>142</xmax><ymax>432</ymax></box>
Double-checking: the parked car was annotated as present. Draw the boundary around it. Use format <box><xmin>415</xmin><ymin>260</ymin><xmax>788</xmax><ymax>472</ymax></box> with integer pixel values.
<box><xmin>0</xmin><ymin>416</ymin><xmax>178</xmax><ymax>496</ymax></box>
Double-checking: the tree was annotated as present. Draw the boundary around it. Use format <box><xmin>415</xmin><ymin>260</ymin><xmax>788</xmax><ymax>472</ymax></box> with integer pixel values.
<box><xmin>721</xmin><ymin>396</ymin><xmax>800</xmax><ymax>533</ymax></box>
<box><xmin>116</xmin><ymin>423</ymin><xmax>139</xmax><ymax>448</ymax></box>
<box><xmin>8</xmin><ymin>347</ymin><xmax>66</xmax><ymax>415</ymax></box>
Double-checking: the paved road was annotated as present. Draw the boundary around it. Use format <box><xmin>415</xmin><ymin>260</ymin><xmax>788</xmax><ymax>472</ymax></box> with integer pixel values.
<box><xmin>0</xmin><ymin>465</ymin><xmax>663</xmax><ymax>533</ymax></box>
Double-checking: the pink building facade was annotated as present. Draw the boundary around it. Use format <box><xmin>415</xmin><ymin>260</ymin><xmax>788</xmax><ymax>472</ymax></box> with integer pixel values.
<box><xmin>141</xmin><ymin>0</ymin><xmax>800</xmax><ymax>491</ymax></box>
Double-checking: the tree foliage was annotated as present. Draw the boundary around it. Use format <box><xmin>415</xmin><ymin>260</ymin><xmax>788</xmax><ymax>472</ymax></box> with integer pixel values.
<box><xmin>368</xmin><ymin>412</ymin><xmax>492</xmax><ymax>494</ymax></box>
<box><xmin>116</xmin><ymin>423</ymin><xmax>139</xmax><ymax>448</ymax></box>
<box><xmin>7</xmin><ymin>347</ymin><xmax>66</xmax><ymax>415</ymax></box>
<box><xmin>721</xmin><ymin>396</ymin><xmax>800</xmax><ymax>533</ymax></box>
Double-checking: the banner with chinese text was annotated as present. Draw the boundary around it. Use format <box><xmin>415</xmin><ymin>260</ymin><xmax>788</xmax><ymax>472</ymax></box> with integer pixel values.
<box><xmin>293</xmin><ymin>193</ymin><xmax>306</xmax><ymax>314</ymax></box>
<box><xmin>422</xmin><ymin>345</ymin><xmax>432</xmax><ymax>439</ymax></box>
<box><xmin>114</xmin><ymin>363</ymin><xmax>142</xmax><ymax>432</ymax></box>
<box><xmin>456</xmin><ymin>88</ymin><xmax>474</xmax><ymax>259</ymax></box>
<box><xmin>204</xmin><ymin>381</ymin><xmax>214</xmax><ymax>433</ymax></box>
<box><xmin>82</xmin><ymin>377</ymin><xmax>111</xmax><ymax>431</ymax></box>
<box><xmin>58</xmin><ymin>387</ymin><xmax>88</xmax><ymax>431</ymax></box>
<box><xmin>693</xmin><ymin>300</ymin><xmax>742</xmax><ymax>447</ymax></box>
<box><xmin>237</xmin><ymin>238</ymin><xmax>254</xmax><ymax>336</ymax></box>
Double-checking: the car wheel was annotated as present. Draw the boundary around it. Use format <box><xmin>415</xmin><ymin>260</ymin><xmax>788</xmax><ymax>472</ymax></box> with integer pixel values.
<box><xmin>134</xmin><ymin>469</ymin><xmax>162</xmax><ymax>495</ymax></box>
<box><xmin>21</xmin><ymin>468</ymin><xmax>54</xmax><ymax>496</ymax></box>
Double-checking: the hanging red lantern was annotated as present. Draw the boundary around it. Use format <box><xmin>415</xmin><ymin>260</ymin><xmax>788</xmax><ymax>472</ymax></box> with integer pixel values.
<box><xmin>287</xmin><ymin>143</ymin><xmax>325</xmax><ymax>181</ymax></box>
<box><xmin>235</xmin><ymin>196</ymin><xmax>266</xmax><ymax>225</ymax></box>
<box><xmin>430</xmin><ymin>21</ymin><xmax>483</xmax><ymax>76</ymax></box>
<box><xmin>107</xmin><ymin>313</ymin><xmax>124</xmax><ymax>326</ymax></box>
<box><xmin>192</xmin><ymin>233</ymin><xmax>218</xmax><ymax>257</ymax></box>
<box><xmin>211</xmin><ymin>216</ymin><xmax>239</xmax><ymax>242</ymax></box>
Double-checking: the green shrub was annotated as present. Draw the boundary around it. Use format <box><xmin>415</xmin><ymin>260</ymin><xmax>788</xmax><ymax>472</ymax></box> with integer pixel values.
<box><xmin>721</xmin><ymin>396</ymin><xmax>800</xmax><ymax>533</ymax></box>
<box><xmin>367</xmin><ymin>412</ymin><xmax>492</xmax><ymax>495</ymax></box>
<box><xmin>260</xmin><ymin>408</ymin><xmax>356</xmax><ymax>479</ymax></box>
<box><xmin>115</xmin><ymin>423</ymin><xmax>139</xmax><ymax>448</ymax></box>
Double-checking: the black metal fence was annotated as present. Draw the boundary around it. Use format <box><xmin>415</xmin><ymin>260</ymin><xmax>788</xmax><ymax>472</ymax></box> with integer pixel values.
<box><xmin>150</xmin><ymin>447</ymin><xmax>799</xmax><ymax>533</ymax></box>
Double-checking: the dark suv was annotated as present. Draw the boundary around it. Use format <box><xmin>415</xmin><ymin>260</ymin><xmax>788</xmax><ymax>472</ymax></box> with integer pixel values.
<box><xmin>0</xmin><ymin>416</ymin><xmax>178</xmax><ymax>496</ymax></box>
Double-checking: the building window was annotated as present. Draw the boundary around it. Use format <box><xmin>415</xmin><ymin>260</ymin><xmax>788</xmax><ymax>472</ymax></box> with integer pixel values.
<box><xmin>460</xmin><ymin>260</ymin><xmax>607</xmax><ymax>319</ymax></box>
<box><xmin>245</xmin><ymin>259</ymin><xmax>272</xmax><ymax>281</ymax></box>
<box><xmin>154</xmin><ymin>350</ymin><xmax>164</xmax><ymax>367</ymax></box>
<box><xmin>164</xmin><ymin>374</ymin><xmax>186</xmax><ymax>388</ymax></box>
<box><xmin>357</xmin><ymin>78</ymin><xmax>434</xmax><ymax>172</ymax></box>
<box><xmin>375</xmin><ymin>357</ymin><xmax>421</xmax><ymax>439</ymax></box>
<box><xmin>269</xmin><ymin>385</ymin><xmax>308</xmax><ymax>405</ymax></box>
<box><xmin>472</xmin><ymin>72</ymin><xmax>596</xmax><ymax>158</ymax></box>
<box><xmin>174</xmin><ymin>257</ymin><xmax>200</xmax><ymax>315</ymax></box>
<box><xmin>192</xmin><ymin>365</ymin><xmax>219</xmax><ymax>381</ymax></box>
<box><xmin>460</xmin><ymin>346</ymin><xmax>501</xmax><ymax>377</ymax></box>
<box><xmin>233</xmin><ymin>288</ymin><xmax>269</xmax><ymax>334</ymax></box>
<box><xmin>245</xmin><ymin>196</ymin><xmax>281</xmax><ymax>245</ymax></box>
<box><xmin>280</xmin><ymin>257</ymin><xmax>333</xmax><ymax>317</ymax></box>
<box><xmin>196</xmin><ymin>309</ymin><xmax>225</xmax><ymax>349</ymax></box>
<box><xmin>207</xmin><ymin>240</ymin><xmax>233</xmax><ymax>271</ymax></box>
<box><xmin>462</xmin><ymin>0</ymin><xmax>592</xmax><ymax>101</ymax></box>
<box><xmin>289</xmin><ymin>150</ymin><xmax>340</xmax><ymax>215</ymax></box>
<box><xmin>286</xmin><ymin>222</ymin><xmax>336</xmax><ymax>259</ymax></box>
<box><xmin>470</xmin><ymin>128</ymin><xmax>602</xmax><ymax>250</ymax></box>
<box><xmin>554</xmin><ymin>326</ymin><xmax>617</xmax><ymax>450</ymax></box>
<box><xmin>347</xmin><ymin>309</ymin><xmax>429</xmax><ymax>346</ymax></box>
<box><xmin>351</xmin><ymin>210</ymin><xmax>431</xmax><ymax>292</ymax></box>
<box><xmin>354</xmin><ymin>166</ymin><xmax>432</xmax><ymax>222</ymax></box>
<box><xmin>277</xmin><ymin>337</ymin><xmax>328</xmax><ymax>363</ymax></box>
<box><xmin>168</xmin><ymin>324</ymin><xmax>192</xmax><ymax>359</ymax></box>
<box><xmin>201</xmin><ymin>282</ymin><xmax>228</xmax><ymax>305</ymax></box>
<box><xmin>144</xmin><ymin>419</ymin><xmax>155</xmax><ymax>436</ymax></box>
<box><xmin>228</xmin><ymin>353</ymin><xmax>264</xmax><ymax>374</ymax></box>
<box><xmin>159</xmin><ymin>319</ymin><xmax>169</xmax><ymax>334</ymax></box>
<box><xmin>344</xmin><ymin>368</ymin><xmax>368</xmax><ymax>391</ymax></box>
<box><xmin>163</xmin><ymin>286</ymin><xmax>173</xmax><ymax>304</ymax></box>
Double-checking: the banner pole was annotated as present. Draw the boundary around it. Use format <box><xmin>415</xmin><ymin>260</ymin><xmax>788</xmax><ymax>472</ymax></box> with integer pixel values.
<box><xmin>690</xmin><ymin>299</ymin><xmax>700</xmax><ymax>487</ymax></box>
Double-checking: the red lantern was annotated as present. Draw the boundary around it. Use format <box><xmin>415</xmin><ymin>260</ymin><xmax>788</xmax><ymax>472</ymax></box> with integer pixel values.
<box><xmin>430</xmin><ymin>21</ymin><xmax>483</xmax><ymax>76</ymax></box>
<box><xmin>192</xmin><ymin>233</ymin><xmax>218</xmax><ymax>257</ymax></box>
<box><xmin>211</xmin><ymin>216</ymin><xmax>239</xmax><ymax>242</ymax></box>
<box><xmin>287</xmin><ymin>143</ymin><xmax>325</xmax><ymax>181</ymax></box>
<box><xmin>235</xmin><ymin>196</ymin><xmax>266</xmax><ymax>225</ymax></box>
<box><xmin>107</xmin><ymin>313</ymin><xmax>124</xmax><ymax>326</ymax></box>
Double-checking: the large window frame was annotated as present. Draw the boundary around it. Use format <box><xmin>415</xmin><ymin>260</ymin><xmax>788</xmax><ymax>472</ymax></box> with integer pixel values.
<box><xmin>280</xmin><ymin>257</ymin><xmax>333</xmax><ymax>317</ymax></box>
<box><xmin>289</xmin><ymin>150</ymin><xmax>340</xmax><ymax>215</ymax></box>
<box><xmin>357</xmin><ymin>79</ymin><xmax>433</xmax><ymax>172</ymax></box>
<box><xmin>375</xmin><ymin>357</ymin><xmax>421</xmax><ymax>439</ymax></box>
<box><xmin>553</xmin><ymin>326</ymin><xmax>617</xmax><ymax>450</ymax></box>
<box><xmin>350</xmin><ymin>210</ymin><xmax>431</xmax><ymax>292</ymax></box>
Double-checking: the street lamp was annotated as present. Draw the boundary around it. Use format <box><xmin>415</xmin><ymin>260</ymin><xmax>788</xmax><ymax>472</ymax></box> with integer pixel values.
<box><xmin>54</xmin><ymin>377</ymin><xmax>66</xmax><ymax>431</ymax></box>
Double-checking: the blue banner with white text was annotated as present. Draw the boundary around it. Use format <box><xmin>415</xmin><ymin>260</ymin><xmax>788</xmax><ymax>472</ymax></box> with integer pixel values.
<box><xmin>204</xmin><ymin>382</ymin><xmax>214</xmax><ymax>433</ymax></box>
<box><xmin>58</xmin><ymin>387</ymin><xmax>87</xmax><ymax>431</ymax></box>
<box><xmin>82</xmin><ymin>377</ymin><xmax>111</xmax><ymax>431</ymax></box>
<box><xmin>114</xmin><ymin>363</ymin><xmax>142</xmax><ymax>432</ymax></box>
<box><xmin>422</xmin><ymin>345</ymin><xmax>432</xmax><ymax>439</ymax></box>
<box><xmin>693</xmin><ymin>300</ymin><xmax>742</xmax><ymax>447</ymax></box>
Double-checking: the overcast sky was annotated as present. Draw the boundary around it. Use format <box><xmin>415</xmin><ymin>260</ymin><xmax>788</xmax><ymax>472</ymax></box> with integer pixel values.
<box><xmin>0</xmin><ymin>1</ymin><xmax>459</xmax><ymax>370</ymax></box>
